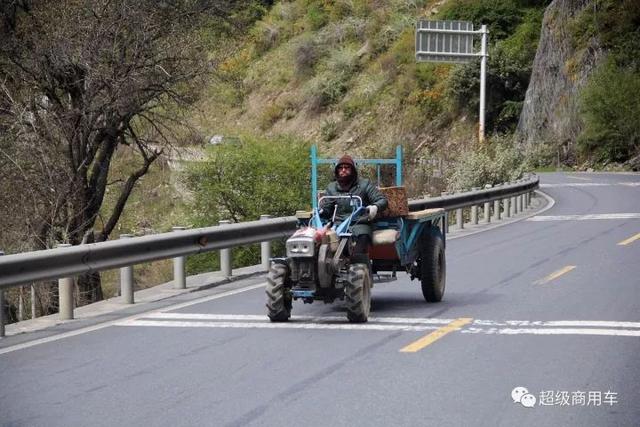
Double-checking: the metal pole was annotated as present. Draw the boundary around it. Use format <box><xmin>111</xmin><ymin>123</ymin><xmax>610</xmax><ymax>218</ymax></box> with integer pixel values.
<box><xmin>219</xmin><ymin>220</ymin><xmax>232</xmax><ymax>277</ymax></box>
<box><xmin>0</xmin><ymin>251</ymin><xmax>4</xmax><ymax>337</ymax></box>
<box><xmin>479</xmin><ymin>25</ymin><xmax>488</xmax><ymax>143</ymax></box>
<box><xmin>456</xmin><ymin>208</ymin><xmax>464</xmax><ymax>229</ymax></box>
<box><xmin>172</xmin><ymin>227</ymin><xmax>186</xmax><ymax>289</ymax></box>
<box><xmin>311</xmin><ymin>145</ymin><xmax>318</xmax><ymax>209</ymax></box>
<box><xmin>503</xmin><ymin>198</ymin><xmax>510</xmax><ymax>218</ymax></box>
<box><xmin>57</xmin><ymin>244</ymin><xmax>74</xmax><ymax>320</ymax></box>
<box><xmin>260</xmin><ymin>215</ymin><xmax>272</xmax><ymax>271</ymax></box>
<box><xmin>119</xmin><ymin>234</ymin><xmax>134</xmax><ymax>304</ymax></box>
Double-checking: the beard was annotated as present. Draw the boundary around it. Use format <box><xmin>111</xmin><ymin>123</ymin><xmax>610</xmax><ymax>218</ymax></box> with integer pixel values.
<box><xmin>337</xmin><ymin>174</ymin><xmax>354</xmax><ymax>187</ymax></box>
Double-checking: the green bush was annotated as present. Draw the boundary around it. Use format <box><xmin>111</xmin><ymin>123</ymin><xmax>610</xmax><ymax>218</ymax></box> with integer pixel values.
<box><xmin>305</xmin><ymin>70</ymin><xmax>351</xmax><ymax>111</ymax></box>
<box><xmin>183</xmin><ymin>134</ymin><xmax>311</xmax><ymax>273</ymax></box>
<box><xmin>578</xmin><ymin>60</ymin><xmax>640</xmax><ymax>163</ymax></box>
<box><xmin>446</xmin><ymin>135</ymin><xmax>524</xmax><ymax>190</ymax></box>
<box><xmin>306</xmin><ymin>2</ymin><xmax>328</xmax><ymax>30</ymax></box>
<box><xmin>440</xmin><ymin>0</ymin><xmax>524</xmax><ymax>41</ymax></box>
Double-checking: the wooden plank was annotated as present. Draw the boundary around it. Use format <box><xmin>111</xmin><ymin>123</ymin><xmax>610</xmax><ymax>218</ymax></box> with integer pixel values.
<box><xmin>406</xmin><ymin>208</ymin><xmax>445</xmax><ymax>220</ymax></box>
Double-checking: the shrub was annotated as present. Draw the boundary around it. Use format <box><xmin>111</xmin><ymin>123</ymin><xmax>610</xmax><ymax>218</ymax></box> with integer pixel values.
<box><xmin>578</xmin><ymin>60</ymin><xmax>640</xmax><ymax>163</ymax></box>
<box><xmin>305</xmin><ymin>70</ymin><xmax>351</xmax><ymax>111</ymax></box>
<box><xmin>320</xmin><ymin>118</ymin><xmax>339</xmax><ymax>141</ymax></box>
<box><xmin>294</xmin><ymin>34</ymin><xmax>321</xmax><ymax>76</ymax></box>
<box><xmin>183</xmin><ymin>134</ymin><xmax>311</xmax><ymax>273</ymax></box>
<box><xmin>446</xmin><ymin>135</ymin><xmax>524</xmax><ymax>190</ymax></box>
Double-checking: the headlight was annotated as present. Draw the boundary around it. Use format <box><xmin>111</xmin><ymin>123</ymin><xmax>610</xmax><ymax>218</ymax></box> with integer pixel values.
<box><xmin>286</xmin><ymin>237</ymin><xmax>315</xmax><ymax>257</ymax></box>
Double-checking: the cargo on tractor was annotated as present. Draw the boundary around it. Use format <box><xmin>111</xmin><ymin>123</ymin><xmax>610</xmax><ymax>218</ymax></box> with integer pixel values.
<box><xmin>266</xmin><ymin>146</ymin><xmax>447</xmax><ymax>323</ymax></box>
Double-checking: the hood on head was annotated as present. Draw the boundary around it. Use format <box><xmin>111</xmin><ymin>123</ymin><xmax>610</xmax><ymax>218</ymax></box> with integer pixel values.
<box><xmin>334</xmin><ymin>155</ymin><xmax>358</xmax><ymax>181</ymax></box>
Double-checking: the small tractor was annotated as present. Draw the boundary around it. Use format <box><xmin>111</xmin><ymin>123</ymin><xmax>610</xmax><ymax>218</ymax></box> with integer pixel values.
<box><xmin>266</xmin><ymin>146</ymin><xmax>446</xmax><ymax>323</ymax></box>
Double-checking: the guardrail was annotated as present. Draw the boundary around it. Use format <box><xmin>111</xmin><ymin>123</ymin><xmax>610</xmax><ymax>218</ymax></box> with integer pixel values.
<box><xmin>0</xmin><ymin>174</ymin><xmax>539</xmax><ymax>336</ymax></box>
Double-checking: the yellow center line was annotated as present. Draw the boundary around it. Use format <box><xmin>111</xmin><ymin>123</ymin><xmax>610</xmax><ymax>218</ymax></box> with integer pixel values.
<box><xmin>618</xmin><ymin>232</ymin><xmax>640</xmax><ymax>246</ymax></box>
<box><xmin>535</xmin><ymin>265</ymin><xmax>577</xmax><ymax>285</ymax></box>
<box><xmin>566</xmin><ymin>175</ymin><xmax>591</xmax><ymax>181</ymax></box>
<box><xmin>400</xmin><ymin>317</ymin><xmax>473</xmax><ymax>353</ymax></box>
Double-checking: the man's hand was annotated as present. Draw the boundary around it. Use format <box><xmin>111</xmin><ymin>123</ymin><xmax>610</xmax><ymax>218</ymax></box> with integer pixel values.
<box><xmin>366</xmin><ymin>205</ymin><xmax>378</xmax><ymax>220</ymax></box>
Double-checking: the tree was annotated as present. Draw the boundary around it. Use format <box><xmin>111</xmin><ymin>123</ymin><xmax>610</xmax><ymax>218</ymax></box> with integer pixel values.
<box><xmin>183</xmin><ymin>135</ymin><xmax>310</xmax><ymax>273</ymax></box>
<box><xmin>0</xmin><ymin>0</ymin><xmax>250</xmax><ymax>307</ymax></box>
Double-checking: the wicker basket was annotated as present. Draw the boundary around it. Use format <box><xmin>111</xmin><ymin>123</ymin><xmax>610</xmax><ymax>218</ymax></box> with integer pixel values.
<box><xmin>378</xmin><ymin>186</ymin><xmax>408</xmax><ymax>218</ymax></box>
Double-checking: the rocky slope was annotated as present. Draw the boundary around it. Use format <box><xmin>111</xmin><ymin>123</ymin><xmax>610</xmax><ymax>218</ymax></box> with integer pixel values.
<box><xmin>516</xmin><ymin>0</ymin><xmax>602</xmax><ymax>157</ymax></box>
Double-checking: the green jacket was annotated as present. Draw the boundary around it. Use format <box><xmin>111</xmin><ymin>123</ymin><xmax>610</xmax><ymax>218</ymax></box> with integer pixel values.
<box><xmin>320</xmin><ymin>178</ymin><xmax>388</xmax><ymax>237</ymax></box>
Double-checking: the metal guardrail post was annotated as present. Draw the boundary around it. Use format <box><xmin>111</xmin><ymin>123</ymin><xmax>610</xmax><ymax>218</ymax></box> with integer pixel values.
<box><xmin>57</xmin><ymin>244</ymin><xmax>74</xmax><ymax>320</ymax></box>
<box><xmin>172</xmin><ymin>227</ymin><xmax>187</xmax><ymax>289</ymax></box>
<box><xmin>471</xmin><ymin>205</ymin><xmax>478</xmax><ymax>225</ymax></box>
<box><xmin>503</xmin><ymin>197</ymin><xmax>510</xmax><ymax>218</ymax></box>
<box><xmin>119</xmin><ymin>234</ymin><xmax>135</xmax><ymax>304</ymax></box>
<box><xmin>517</xmin><ymin>195</ymin><xmax>523</xmax><ymax>213</ymax></box>
<box><xmin>492</xmin><ymin>200</ymin><xmax>500</xmax><ymax>222</ymax></box>
<box><xmin>219</xmin><ymin>220</ymin><xmax>232</xmax><ymax>277</ymax></box>
<box><xmin>0</xmin><ymin>251</ymin><xmax>4</xmax><ymax>337</ymax></box>
<box><xmin>510</xmin><ymin>196</ymin><xmax>516</xmax><ymax>216</ymax></box>
<box><xmin>456</xmin><ymin>208</ymin><xmax>463</xmax><ymax>229</ymax></box>
<box><xmin>260</xmin><ymin>215</ymin><xmax>272</xmax><ymax>271</ymax></box>
<box><xmin>483</xmin><ymin>202</ymin><xmax>490</xmax><ymax>223</ymax></box>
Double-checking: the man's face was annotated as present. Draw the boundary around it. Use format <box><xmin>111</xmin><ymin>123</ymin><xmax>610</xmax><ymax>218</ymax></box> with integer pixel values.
<box><xmin>337</xmin><ymin>164</ymin><xmax>353</xmax><ymax>180</ymax></box>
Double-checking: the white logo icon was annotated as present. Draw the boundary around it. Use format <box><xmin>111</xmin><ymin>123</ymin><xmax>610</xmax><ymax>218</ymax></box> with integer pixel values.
<box><xmin>512</xmin><ymin>386</ymin><xmax>537</xmax><ymax>408</ymax></box>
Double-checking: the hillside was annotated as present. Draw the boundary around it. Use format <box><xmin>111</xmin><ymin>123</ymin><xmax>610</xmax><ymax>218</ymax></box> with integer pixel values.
<box><xmin>189</xmin><ymin>0</ymin><xmax>547</xmax><ymax>194</ymax></box>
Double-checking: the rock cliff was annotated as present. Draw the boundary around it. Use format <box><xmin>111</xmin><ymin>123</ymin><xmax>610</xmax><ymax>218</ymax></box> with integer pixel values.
<box><xmin>516</xmin><ymin>0</ymin><xmax>602</xmax><ymax>153</ymax></box>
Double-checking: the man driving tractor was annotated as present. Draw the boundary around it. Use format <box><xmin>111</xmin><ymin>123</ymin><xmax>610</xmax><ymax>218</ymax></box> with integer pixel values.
<box><xmin>319</xmin><ymin>155</ymin><xmax>388</xmax><ymax>263</ymax></box>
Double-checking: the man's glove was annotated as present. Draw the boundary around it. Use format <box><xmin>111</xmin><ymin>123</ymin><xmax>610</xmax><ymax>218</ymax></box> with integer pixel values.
<box><xmin>366</xmin><ymin>205</ymin><xmax>378</xmax><ymax>220</ymax></box>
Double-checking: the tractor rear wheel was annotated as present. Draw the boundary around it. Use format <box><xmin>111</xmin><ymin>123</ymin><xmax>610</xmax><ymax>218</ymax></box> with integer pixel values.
<box><xmin>419</xmin><ymin>230</ymin><xmax>446</xmax><ymax>302</ymax></box>
<box><xmin>266</xmin><ymin>263</ymin><xmax>292</xmax><ymax>322</ymax></box>
<box><xmin>345</xmin><ymin>263</ymin><xmax>372</xmax><ymax>323</ymax></box>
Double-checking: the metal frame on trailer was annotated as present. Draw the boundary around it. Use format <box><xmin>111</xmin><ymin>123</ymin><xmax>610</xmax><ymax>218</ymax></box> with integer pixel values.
<box><xmin>310</xmin><ymin>145</ymin><xmax>403</xmax><ymax>209</ymax></box>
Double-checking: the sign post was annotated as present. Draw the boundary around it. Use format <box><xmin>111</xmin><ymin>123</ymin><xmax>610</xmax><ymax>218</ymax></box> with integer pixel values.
<box><xmin>415</xmin><ymin>20</ymin><xmax>489</xmax><ymax>142</ymax></box>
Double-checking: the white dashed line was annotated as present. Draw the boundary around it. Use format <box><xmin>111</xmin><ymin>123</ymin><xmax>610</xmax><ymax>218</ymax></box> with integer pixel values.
<box><xmin>527</xmin><ymin>213</ymin><xmax>640</xmax><ymax>221</ymax></box>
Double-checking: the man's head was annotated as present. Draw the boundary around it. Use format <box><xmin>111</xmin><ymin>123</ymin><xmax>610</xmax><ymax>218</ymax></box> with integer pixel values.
<box><xmin>335</xmin><ymin>155</ymin><xmax>357</xmax><ymax>187</ymax></box>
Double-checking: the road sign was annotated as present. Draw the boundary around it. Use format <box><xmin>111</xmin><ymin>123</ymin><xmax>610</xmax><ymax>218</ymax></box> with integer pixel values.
<box><xmin>415</xmin><ymin>20</ymin><xmax>489</xmax><ymax>142</ymax></box>
<box><xmin>415</xmin><ymin>20</ymin><xmax>475</xmax><ymax>63</ymax></box>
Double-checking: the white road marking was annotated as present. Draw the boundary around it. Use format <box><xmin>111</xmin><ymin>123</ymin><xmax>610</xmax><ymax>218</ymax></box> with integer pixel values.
<box><xmin>146</xmin><ymin>312</ymin><xmax>454</xmax><ymax>325</ymax></box>
<box><xmin>541</xmin><ymin>182</ymin><xmax>640</xmax><ymax>187</ymax></box>
<box><xmin>472</xmin><ymin>320</ymin><xmax>640</xmax><ymax>328</ymax></box>
<box><xmin>116</xmin><ymin>313</ymin><xmax>640</xmax><ymax>338</ymax></box>
<box><xmin>116</xmin><ymin>319</ymin><xmax>440</xmax><ymax>332</ymax></box>
<box><xmin>463</xmin><ymin>328</ymin><xmax>640</xmax><ymax>337</ymax></box>
<box><xmin>527</xmin><ymin>213</ymin><xmax>640</xmax><ymax>221</ymax></box>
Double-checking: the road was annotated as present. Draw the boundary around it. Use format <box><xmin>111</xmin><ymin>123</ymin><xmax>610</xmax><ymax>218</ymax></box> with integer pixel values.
<box><xmin>1</xmin><ymin>172</ymin><xmax>639</xmax><ymax>427</ymax></box>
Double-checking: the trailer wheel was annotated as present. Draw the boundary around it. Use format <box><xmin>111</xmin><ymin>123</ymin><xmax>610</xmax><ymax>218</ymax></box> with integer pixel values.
<box><xmin>419</xmin><ymin>230</ymin><xmax>446</xmax><ymax>302</ymax></box>
<box><xmin>345</xmin><ymin>263</ymin><xmax>372</xmax><ymax>323</ymax></box>
<box><xmin>266</xmin><ymin>263</ymin><xmax>292</xmax><ymax>322</ymax></box>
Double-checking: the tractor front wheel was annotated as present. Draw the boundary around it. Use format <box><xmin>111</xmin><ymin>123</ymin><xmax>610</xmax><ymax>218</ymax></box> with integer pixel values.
<box><xmin>266</xmin><ymin>263</ymin><xmax>292</xmax><ymax>322</ymax></box>
<box><xmin>345</xmin><ymin>263</ymin><xmax>372</xmax><ymax>323</ymax></box>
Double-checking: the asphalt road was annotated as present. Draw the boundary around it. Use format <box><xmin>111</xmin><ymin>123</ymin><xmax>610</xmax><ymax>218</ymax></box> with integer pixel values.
<box><xmin>1</xmin><ymin>172</ymin><xmax>639</xmax><ymax>427</ymax></box>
